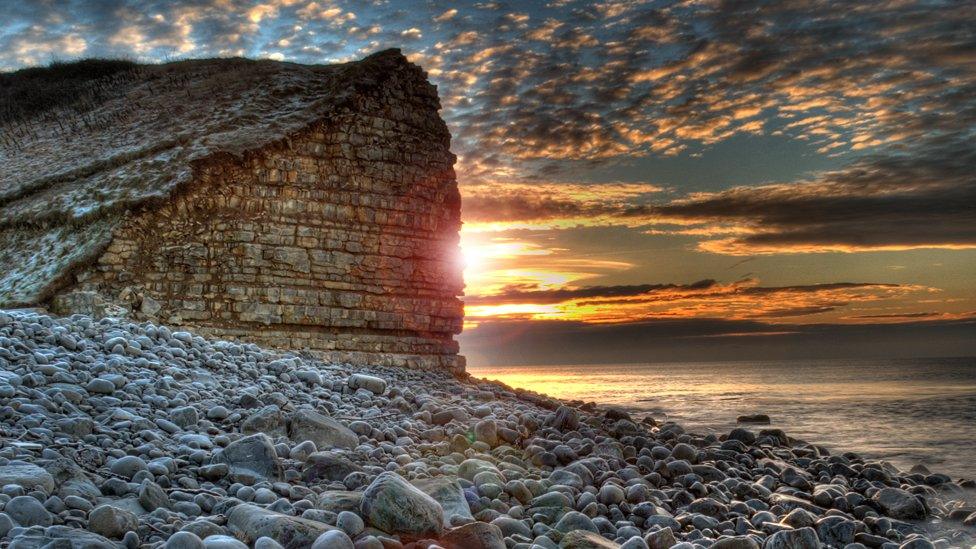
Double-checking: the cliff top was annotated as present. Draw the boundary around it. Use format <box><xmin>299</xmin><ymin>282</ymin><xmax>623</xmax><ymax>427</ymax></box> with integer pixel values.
<box><xmin>0</xmin><ymin>49</ymin><xmax>427</xmax><ymax>228</ymax></box>
<box><xmin>0</xmin><ymin>50</ymin><xmax>436</xmax><ymax>307</ymax></box>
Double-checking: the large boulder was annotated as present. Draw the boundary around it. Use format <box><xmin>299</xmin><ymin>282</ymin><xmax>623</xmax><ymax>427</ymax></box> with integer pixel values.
<box><xmin>360</xmin><ymin>472</ymin><xmax>444</xmax><ymax>540</ymax></box>
<box><xmin>0</xmin><ymin>463</ymin><xmax>55</xmax><ymax>494</ymax></box>
<box><xmin>242</xmin><ymin>405</ymin><xmax>287</xmax><ymax>438</ymax></box>
<box><xmin>440</xmin><ymin>522</ymin><xmax>506</xmax><ymax>549</ymax></box>
<box><xmin>5</xmin><ymin>496</ymin><xmax>53</xmax><ymax>527</ymax></box>
<box><xmin>559</xmin><ymin>530</ymin><xmax>620</xmax><ymax>548</ymax></box>
<box><xmin>763</xmin><ymin>527</ymin><xmax>819</xmax><ymax>549</ymax></box>
<box><xmin>288</xmin><ymin>410</ymin><xmax>358</xmax><ymax>450</ymax></box>
<box><xmin>302</xmin><ymin>452</ymin><xmax>363</xmax><ymax>484</ymax></box>
<box><xmin>873</xmin><ymin>487</ymin><xmax>926</xmax><ymax>520</ymax></box>
<box><xmin>228</xmin><ymin>504</ymin><xmax>334</xmax><ymax>549</ymax></box>
<box><xmin>89</xmin><ymin>504</ymin><xmax>139</xmax><ymax>539</ymax></box>
<box><xmin>212</xmin><ymin>434</ymin><xmax>280</xmax><ymax>482</ymax></box>
<box><xmin>9</xmin><ymin>526</ymin><xmax>117</xmax><ymax>549</ymax></box>
<box><xmin>44</xmin><ymin>459</ymin><xmax>100</xmax><ymax>500</ymax></box>
<box><xmin>411</xmin><ymin>477</ymin><xmax>474</xmax><ymax>527</ymax></box>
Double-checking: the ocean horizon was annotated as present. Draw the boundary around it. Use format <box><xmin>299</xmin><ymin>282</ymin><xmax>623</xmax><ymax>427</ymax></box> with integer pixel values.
<box><xmin>469</xmin><ymin>356</ymin><xmax>976</xmax><ymax>480</ymax></box>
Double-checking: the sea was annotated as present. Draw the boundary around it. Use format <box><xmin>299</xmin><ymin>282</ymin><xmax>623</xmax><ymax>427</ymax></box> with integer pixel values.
<box><xmin>468</xmin><ymin>356</ymin><xmax>976</xmax><ymax>480</ymax></box>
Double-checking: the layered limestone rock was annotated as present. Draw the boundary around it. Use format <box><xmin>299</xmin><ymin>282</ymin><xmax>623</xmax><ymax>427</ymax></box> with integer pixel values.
<box><xmin>0</xmin><ymin>50</ymin><xmax>464</xmax><ymax>371</ymax></box>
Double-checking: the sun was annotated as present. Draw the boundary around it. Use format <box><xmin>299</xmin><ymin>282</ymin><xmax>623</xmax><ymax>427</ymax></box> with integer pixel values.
<box><xmin>460</xmin><ymin>241</ymin><xmax>487</xmax><ymax>274</ymax></box>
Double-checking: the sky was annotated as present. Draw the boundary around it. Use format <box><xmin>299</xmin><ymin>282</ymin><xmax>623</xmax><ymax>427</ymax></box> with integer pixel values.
<box><xmin>2</xmin><ymin>0</ymin><xmax>974</xmax><ymax>365</ymax></box>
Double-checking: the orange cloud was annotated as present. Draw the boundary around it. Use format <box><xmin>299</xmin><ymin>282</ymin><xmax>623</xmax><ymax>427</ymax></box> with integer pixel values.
<box><xmin>463</xmin><ymin>277</ymin><xmax>938</xmax><ymax>327</ymax></box>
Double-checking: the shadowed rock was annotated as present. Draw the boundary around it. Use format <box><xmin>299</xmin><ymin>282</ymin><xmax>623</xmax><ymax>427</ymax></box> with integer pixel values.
<box><xmin>361</xmin><ymin>472</ymin><xmax>444</xmax><ymax>540</ymax></box>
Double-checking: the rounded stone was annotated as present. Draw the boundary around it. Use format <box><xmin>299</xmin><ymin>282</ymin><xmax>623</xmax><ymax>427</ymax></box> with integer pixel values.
<box><xmin>360</xmin><ymin>472</ymin><xmax>443</xmax><ymax>539</ymax></box>
<box><xmin>311</xmin><ymin>530</ymin><xmax>355</xmax><ymax>549</ymax></box>
<box><xmin>89</xmin><ymin>504</ymin><xmax>139</xmax><ymax>539</ymax></box>
<box><xmin>110</xmin><ymin>456</ymin><xmax>149</xmax><ymax>479</ymax></box>
<box><xmin>254</xmin><ymin>537</ymin><xmax>285</xmax><ymax>549</ymax></box>
<box><xmin>86</xmin><ymin>378</ymin><xmax>116</xmax><ymax>394</ymax></box>
<box><xmin>346</xmin><ymin>374</ymin><xmax>387</xmax><ymax>395</ymax></box>
<box><xmin>165</xmin><ymin>531</ymin><xmax>206</xmax><ymax>549</ymax></box>
<box><xmin>4</xmin><ymin>495</ymin><xmax>52</xmax><ymax>527</ymax></box>
<box><xmin>336</xmin><ymin>511</ymin><xmax>364</xmax><ymax>537</ymax></box>
<box><xmin>202</xmin><ymin>535</ymin><xmax>249</xmax><ymax>549</ymax></box>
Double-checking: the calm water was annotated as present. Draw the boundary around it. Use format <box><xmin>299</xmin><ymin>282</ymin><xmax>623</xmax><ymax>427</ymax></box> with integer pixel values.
<box><xmin>468</xmin><ymin>357</ymin><xmax>976</xmax><ymax>479</ymax></box>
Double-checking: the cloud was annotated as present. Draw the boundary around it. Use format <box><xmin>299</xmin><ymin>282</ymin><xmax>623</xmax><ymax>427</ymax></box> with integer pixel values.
<box><xmin>462</xmin><ymin>181</ymin><xmax>663</xmax><ymax>229</ymax></box>
<box><xmin>462</xmin><ymin>139</ymin><xmax>976</xmax><ymax>254</ymax></box>
<box><xmin>465</xmin><ymin>279</ymin><xmax>718</xmax><ymax>305</ymax></box>
<box><xmin>464</xmin><ymin>277</ymin><xmax>933</xmax><ymax>325</ymax></box>
<box><xmin>648</xmin><ymin>138</ymin><xmax>976</xmax><ymax>254</ymax></box>
<box><xmin>434</xmin><ymin>9</ymin><xmax>458</xmax><ymax>23</ymax></box>
<box><xmin>4</xmin><ymin>1</ymin><xmax>972</xmax><ymax>173</ymax></box>
<box><xmin>400</xmin><ymin>28</ymin><xmax>423</xmax><ymax>40</ymax></box>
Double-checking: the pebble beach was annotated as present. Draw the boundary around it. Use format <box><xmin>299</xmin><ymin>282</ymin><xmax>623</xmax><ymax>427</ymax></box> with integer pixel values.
<box><xmin>0</xmin><ymin>309</ymin><xmax>973</xmax><ymax>549</ymax></box>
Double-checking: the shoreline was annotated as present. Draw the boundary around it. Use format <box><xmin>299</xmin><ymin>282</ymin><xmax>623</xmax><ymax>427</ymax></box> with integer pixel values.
<box><xmin>0</xmin><ymin>309</ymin><xmax>973</xmax><ymax>548</ymax></box>
<box><xmin>467</xmin><ymin>360</ymin><xmax>976</xmax><ymax>483</ymax></box>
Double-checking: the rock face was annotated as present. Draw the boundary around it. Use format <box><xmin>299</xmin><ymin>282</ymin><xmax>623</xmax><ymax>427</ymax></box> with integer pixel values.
<box><xmin>0</xmin><ymin>49</ymin><xmax>464</xmax><ymax>373</ymax></box>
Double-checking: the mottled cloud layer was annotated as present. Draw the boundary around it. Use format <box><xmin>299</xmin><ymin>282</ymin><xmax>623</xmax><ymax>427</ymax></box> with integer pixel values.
<box><xmin>3</xmin><ymin>0</ymin><xmax>973</xmax><ymax>255</ymax></box>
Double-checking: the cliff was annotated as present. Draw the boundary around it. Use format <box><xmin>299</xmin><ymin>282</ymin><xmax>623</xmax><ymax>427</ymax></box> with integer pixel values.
<box><xmin>0</xmin><ymin>50</ymin><xmax>465</xmax><ymax>371</ymax></box>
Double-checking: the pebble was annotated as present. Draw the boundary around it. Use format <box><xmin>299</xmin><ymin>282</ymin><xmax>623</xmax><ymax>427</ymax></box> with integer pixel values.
<box><xmin>336</xmin><ymin>510</ymin><xmax>364</xmax><ymax>537</ymax></box>
<box><xmin>166</xmin><ymin>531</ymin><xmax>206</xmax><ymax>549</ymax></box>
<box><xmin>5</xmin><ymin>495</ymin><xmax>52</xmax><ymax>527</ymax></box>
<box><xmin>88</xmin><ymin>504</ymin><xmax>139</xmax><ymax>538</ymax></box>
<box><xmin>346</xmin><ymin>374</ymin><xmax>387</xmax><ymax>395</ymax></box>
<box><xmin>110</xmin><ymin>455</ymin><xmax>148</xmax><ymax>479</ymax></box>
<box><xmin>310</xmin><ymin>530</ymin><xmax>354</xmax><ymax>549</ymax></box>
<box><xmin>203</xmin><ymin>535</ymin><xmax>249</xmax><ymax>549</ymax></box>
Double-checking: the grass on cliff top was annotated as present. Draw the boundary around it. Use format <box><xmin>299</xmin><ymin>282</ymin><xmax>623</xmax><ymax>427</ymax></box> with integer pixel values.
<box><xmin>0</xmin><ymin>58</ymin><xmax>138</xmax><ymax>125</ymax></box>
